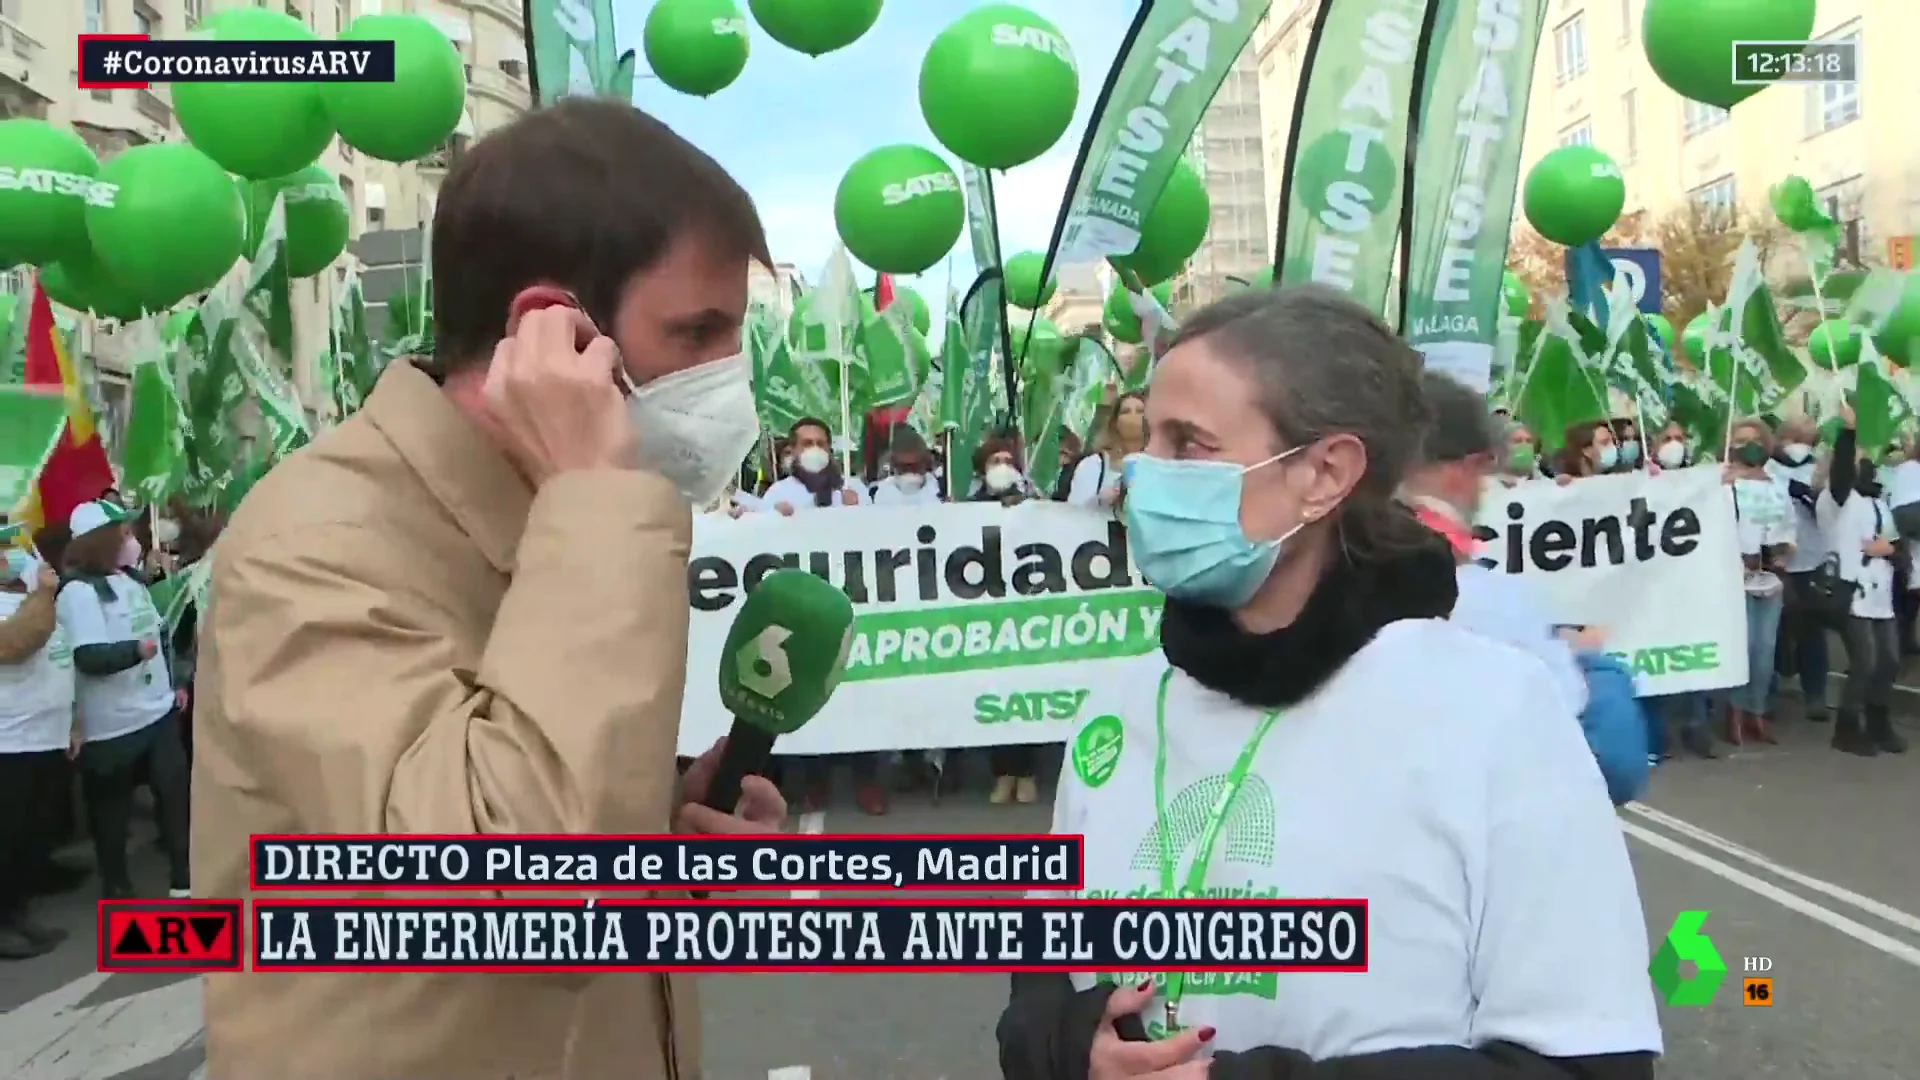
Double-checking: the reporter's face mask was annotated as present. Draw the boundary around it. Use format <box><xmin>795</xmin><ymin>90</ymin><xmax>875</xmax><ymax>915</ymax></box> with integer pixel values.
<box><xmin>621</xmin><ymin>352</ymin><xmax>760</xmax><ymax>507</ymax></box>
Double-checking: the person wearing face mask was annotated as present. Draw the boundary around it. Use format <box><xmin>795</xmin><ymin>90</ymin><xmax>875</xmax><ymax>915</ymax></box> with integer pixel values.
<box><xmin>1497</xmin><ymin>421</ymin><xmax>1541</xmax><ymax>484</ymax></box>
<box><xmin>973</xmin><ymin>436</ymin><xmax>1033</xmax><ymax>506</ymax></box>
<box><xmin>1552</xmin><ymin>419</ymin><xmax>1617</xmax><ymax>484</ymax></box>
<box><xmin>1817</xmin><ymin>407</ymin><xmax>1907</xmax><ymax>756</ymax></box>
<box><xmin>0</xmin><ymin>547</ymin><xmax>74</xmax><ymax>959</ymax></box>
<box><xmin>1725</xmin><ymin>420</ymin><xmax>1794</xmax><ymax>746</ymax></box>
<box><xmin>1067</xmin><ymin>390</ymin><xmax>1148</xmax><ymax>508</ymax></box>
<box><xmin>55</xmin><ymin>500</ymin><xmax>190</xmax><ymax>901</ymax></box>
<box><xmin>1766</xmin><ymin>417</ymin><xmax>1833</xmax><ymax>724</ymax></box>
<box><xmin>1651</xmin><ymin>422</ymin><xmax>1691</xmax><ymax>472</ymax></box>
<box><xmin>758</xmin><ymin>417</ymin><xmax>869</xmax><ymax>513</ymax></box>
<box><xmin>1611</xmin><ymin>419</ymin><xmax>1643</xmax><ymax>471</ymax></box>
<box><xmin>871</xmin><ymin>430</ymin><xmax>942</xmax><ymax>505</ymax></box>
<box><xmin>999</xmin><ymin>288</ymin><xmax>1658</xmax><ymax>1080</ymax></box>
<box><xmin>188</xmin><ymin>100</ymin><xmax>786</xmax><ymax>1079</ymax></box>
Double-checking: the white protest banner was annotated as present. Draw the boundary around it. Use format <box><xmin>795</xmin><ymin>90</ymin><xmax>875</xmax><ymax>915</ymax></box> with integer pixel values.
<box><xmin>680</xmin><ymin>502</ymin><xmax>1157</xmax><ymax>755</ymax></box>
<box><xmin>1471</xmin><ymin>466</ymin><xmax>1747</xmax><ymax>696</ymax></box>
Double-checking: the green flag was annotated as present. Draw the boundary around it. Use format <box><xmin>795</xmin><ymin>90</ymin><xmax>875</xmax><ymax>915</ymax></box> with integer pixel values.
<box><xmin>232</xmin><ymin>197</ymin><xmax>312</xmax><ymax>460</ymax></box>
<box><xmin>325</xmin><ymin>267</ymin><xmax>380</xmax><ymax>420</ymax></box>
<box><xmin>1276</xmin><ymin>0</ymin><xmax>1435</xmax><ymax>312</ymax></box>
<box><xmin>1402</xmin><ymin>0</ymin><xmax>1545</xmax><ymax>391</ymax></box>
<box><xmin>0</xmin><ymin>288</ymin><xmax>24</xmax><ymax>385</ymax></box>
<box><xmin>0</xmin><ymin>386</ymin><xmax>68</xmax><ymax>514</ymax></box>
<box><xmin>121</xmin><ymin>344</ymin><xmax>188</xmax><ymax>508</ymax></box>
<box><xmin>528</xmin><ymin>0</ymin><xmax>635</xmax><ymax>104</ymax></box>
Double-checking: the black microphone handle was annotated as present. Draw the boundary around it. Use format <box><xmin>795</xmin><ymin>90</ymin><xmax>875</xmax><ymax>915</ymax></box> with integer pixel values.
<box><xmin>699</xmin><ymin>720</ymin><xmax>780</xmax><ymax>814</ymax></box>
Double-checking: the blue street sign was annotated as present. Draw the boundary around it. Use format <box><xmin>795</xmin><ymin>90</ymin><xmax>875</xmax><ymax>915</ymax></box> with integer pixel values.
<box><xmin>1599</xmin><ymin>248</ymin><xmax>1662</xmax><ymax>315</ymax></box>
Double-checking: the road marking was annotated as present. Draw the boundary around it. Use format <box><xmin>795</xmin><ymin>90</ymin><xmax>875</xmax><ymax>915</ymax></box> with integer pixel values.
<box><xmin>0</xmin><ymin>974</ymin><xmax>204</xmax><ymax>1080</ymax></box>
<box><xmin>790</xmin><ymin>811</ymin><xmax>826</xmax><ymax>899</ymax></box>
<box><xmin>767</xmin><ymin>1068</ymin><xmax>812</xmax><ymax>1080</ymax></box>
<box><xmin>1622</xmin><ymin>820</ymin><xmax>1920</xmax><ymax>968</ymax></box>
<box><xmin>1626</xmin><ymin>803</ymin><xmax>1920</xmax><ymax>935</ymax></box>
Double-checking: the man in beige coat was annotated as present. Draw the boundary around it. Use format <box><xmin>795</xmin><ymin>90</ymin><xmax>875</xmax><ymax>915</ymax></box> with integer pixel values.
<box><xmin>191</xmin><ymin>98</ymin><xmax>783</xmax><ymax>1079</ymax></box>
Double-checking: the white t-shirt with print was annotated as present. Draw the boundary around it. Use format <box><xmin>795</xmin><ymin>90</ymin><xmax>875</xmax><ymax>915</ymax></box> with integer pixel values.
<box><xmin>1732</xmin><ymin>478</ymin><xmax>1795</xmax><ymax>596</ymax></box>
<box><xmin>758</xmin><ymin>475</ymin><xmax>871</xmax><ymax>511</ymax></box>
<box><xmin>1817</xmin><ymin>490</ymin><xmax>1898</xmax><ymax>620</ymax></box>
<box><xmin>1052</xmin><ymin>620</ymin><xmax>1661</xmax><ymax>1060</ymax></box>
<box><xmin>0</xmin><ymin>589</ymin><xmax>75</xmax><ymax>753</ymax></box>
<box><xmin>55</xmin><ymin>574</ymin><xmax>175</xmax><ymax>742</ymax></box>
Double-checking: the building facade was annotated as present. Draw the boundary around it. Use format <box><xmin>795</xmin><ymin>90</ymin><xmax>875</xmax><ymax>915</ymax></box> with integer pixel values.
<box><xmin>1518</xmin><ymin>0</ymin><xmax>1916</xmax><ymax>270</ymax></box>
<box><xmin>1173</xmin><ymin>49</ymin><xmax>1270</xmax><ymax>311</ymax></box>
<box><xmin>1042</xmin><ymin>261</ymin><xmax>1105</xmax><ymax>338</ymax></box>
<box><xmin>0</xmin><ymin>0</ymin><xmax>530</xmax><ymax>428</ymax></box>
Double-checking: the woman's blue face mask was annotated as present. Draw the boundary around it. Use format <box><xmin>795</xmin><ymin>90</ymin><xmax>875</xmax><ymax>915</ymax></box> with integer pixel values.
<box><xmin>1596</xmin><ymin>444</ymin><xmax>1620</xmax><ymax>470</ymax></box>
<box><xmin>1123</xmin><ymin>446</ymin><xmax>1307</xmax><ymax>607</ymax></box>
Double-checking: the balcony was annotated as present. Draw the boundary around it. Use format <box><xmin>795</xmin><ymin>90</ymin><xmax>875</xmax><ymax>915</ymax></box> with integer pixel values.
<box><xmin>0</xmin><ymin>16</ymin><xmax>41</xmax><ymax>65</ymax></box>
<box><xmin>135</xmin><ymin>88</ymin><xmax>170</xmax><ymax>125</ymax></box>
<box><xmin>466</xmin><ymin>0</ymin><xmax>525</xmax><ymax>33</ymax></box>
<box><xmin>467</xmin><ymin>61</ymin><xmax>527</xmax><ymax>110</ymax></box>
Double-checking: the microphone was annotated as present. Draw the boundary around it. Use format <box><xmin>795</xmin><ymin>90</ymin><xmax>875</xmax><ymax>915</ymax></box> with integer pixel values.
<box><xmin>702</xmin><ymin>568</ymin><xmax>856</xmax><ymax>813</ymax></box>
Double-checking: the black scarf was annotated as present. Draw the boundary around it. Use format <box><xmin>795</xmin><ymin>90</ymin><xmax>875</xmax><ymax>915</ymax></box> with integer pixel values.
<box><xmin>1159</xmin><ymin>536</ymin><xmax>1459</xmax><ymax>709</ymax></box>
<box><xmin>796</xmin><ymin>463</ymin><xmax>844</xmax><ymax>508</ymax></box>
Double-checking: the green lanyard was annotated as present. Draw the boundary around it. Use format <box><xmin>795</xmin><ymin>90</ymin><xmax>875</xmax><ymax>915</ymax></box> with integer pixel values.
<box><xmin>1151</xmin><ymin>668</ymin><xmax>1282</xmax><ymax>1030</ymax></box>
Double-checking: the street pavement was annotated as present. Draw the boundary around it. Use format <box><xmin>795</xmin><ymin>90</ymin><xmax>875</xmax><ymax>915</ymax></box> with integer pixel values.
<box><xmin>3</xmin><ymin>707</ymin><xmax>1919</xmax><ymax>1080</ymax></box>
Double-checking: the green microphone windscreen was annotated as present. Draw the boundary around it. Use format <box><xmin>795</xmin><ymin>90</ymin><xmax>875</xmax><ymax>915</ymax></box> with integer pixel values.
<box><xmin>717</xmin><ymin>569</ymin><xmax>856</xmax><ymax>736</ymax></box>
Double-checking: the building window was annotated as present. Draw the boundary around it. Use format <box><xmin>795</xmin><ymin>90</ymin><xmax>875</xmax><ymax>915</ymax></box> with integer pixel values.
<box><xmin>1817</xmin><ymin>176</ymin><xmax>1864</xmax><ymax>224</ymax></box>
<box><xmin>84</xmin><ymin>0</ymin><xmax>105</xmax><ymax>33</ymax></box>
<box><xmin>1682</xmin><ymin>98</ymin><xmax>1728</xmax><ymax>138</ymax></box>
<box><xmin>184</xmin><ymin>0</ymin><xmax>203</xmax><ymax>27</ymax></box>
<box><xmin>1691</xmin><ymin>175</ymin><xmax>1737</xmax><ymax>217</ymax></box>
<box><xmin>1617</xmin><ymin>0</ymin><xmax>1634</xmax><ymax>40</ymax></box>
<box><xmin>1558</xmin><ymin>122</ymin><xmax>1593</xmax><ymax>148</ymax></box>
<box><xmin>1620</xmin><ymin>90</ymin><xmax>1638</xmax><ymax>162</ymax></box>
<box><xmin>132</xmin><ymin>7</ymin><xmax>152</xmax><ymax>36</ymax></box>
<box><xmin>340</xmin><ymin>175</ymin><xmax>358</xmax><ymax>231</ymax></box>
<box><xmin>1553</xmin><ymin>15</ymin><xmax>1587</xmax><ymax>83</ymax></box>
<box><xmin>1807</xmin><ymin>30</ymin><xmax>1861</xmax><ymax>135</ymax></box>
<box><xmin>335</xmin><ymin>0</ymin><xmax>351</xmax><ymax>32</ymax></box>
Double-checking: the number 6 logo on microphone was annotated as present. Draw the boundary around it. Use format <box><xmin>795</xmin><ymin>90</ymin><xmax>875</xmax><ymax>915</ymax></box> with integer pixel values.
<box><xmin>735</xmin><ymin>624</ymin><xmax>795</xmax><ymax>698</ymax></box>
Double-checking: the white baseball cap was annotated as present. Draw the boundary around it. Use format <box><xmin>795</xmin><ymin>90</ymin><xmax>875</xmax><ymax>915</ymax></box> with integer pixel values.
<box><xmin>68</xmin><ymin>499</ymin><xmax>133</xmax><ymax>539</ymax></box>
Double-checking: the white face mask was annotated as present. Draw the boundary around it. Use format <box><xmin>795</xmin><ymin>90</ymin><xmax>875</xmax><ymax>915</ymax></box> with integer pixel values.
<box><xmin>894</xmin><ymin>472</ymin><xmax>925</xmax><ymax>492</ymax></box>
<box><xmin>1782</xmin><ymin>441</ymin><xmax>1812</xmax><ymax>463</ymax></box>
<box><xmin>796</xmin><ymin>446</ymin><xmax>832</xmax><ymax>475</ymax></box>
<box><xmin>984</xmin><ymin>463</ymin><xmax>1021</xmax><ymax>493</ymax></box>
<box><xmin>1656</xmin><ymin>441</ymin><xmax>1688</xmax><ymax>469</ymax></box>
<box><xmin>623</xmin><ymin>351</ymin><xmax>760</xmax><ymax>507</ymax></box>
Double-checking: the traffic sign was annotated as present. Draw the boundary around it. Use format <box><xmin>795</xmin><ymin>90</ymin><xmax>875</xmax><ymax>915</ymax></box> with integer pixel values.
<box><xmin>1600</xmin><ymin>248</ymin><xmax>1663</xmax><ymax>315</ymax></box>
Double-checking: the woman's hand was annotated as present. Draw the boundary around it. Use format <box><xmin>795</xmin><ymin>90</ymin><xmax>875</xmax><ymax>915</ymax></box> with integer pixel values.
<box><xmin>1090</xmin><ymin>982</ymin><xmax>1213</xmax><ymax>1079</ymax></box>
<box><xmin>1099</xmin><ymin>485</ymin><xmax>1123</xmax><ymax>507</ymax></box>
<box><xmin>1866</xmin><ymin>538</ymin><xmax>1896</xmax><ymax>558</ymax></box>
<box><xmin>67</xmin><ymin>727</ymin><xmax>83</xmax><ymax>761</ymax></box>
<box><xmin>840</xmin><ymin>488</ymin><xmax>861</xmax><ymax>506</ymax></box>
<box><xmin>1555</xmin><ymin>473</ymin><xmax>1575</xmax><ymax>487</ymax></box>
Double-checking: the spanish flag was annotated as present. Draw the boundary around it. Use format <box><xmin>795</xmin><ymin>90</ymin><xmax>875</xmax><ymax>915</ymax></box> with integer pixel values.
<box><xmin>16</xmin><ymin>277</ymin><xmax>115</xmax><ymax>533</ymax></box>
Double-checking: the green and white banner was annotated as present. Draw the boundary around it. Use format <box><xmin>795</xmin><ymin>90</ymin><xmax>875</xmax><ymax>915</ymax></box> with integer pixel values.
<box><xmin>1476</xmin><ymin>467</ymin><xmax>1745</xmax><ymax>697</ymax></box>
<box><xmin>0</xmin><ymin>385</ymin><xmax>68</xmax><ymax>515</ymax></box>
<box><xmin>1275</xmin><ymin>0</ymin><xmax>1433</xmax><ymax>313</ymax></box>
<box><xmin>679</xmin><ymin>503</ymin><xmax>1161</xmax><ymax>754</ymax></box>
<box><xmin>526</xmin><ymin>0</ymin><xmax>635</xmax><ymax>104</ymax></box>
<box><xmin>1401</xmin><ymin>0</ymin><xmax>1547</xmax><ymax>391</ymax></box>
<box><xmin>1052</xmin><ymin>1</ymin><xmax>1268</xmax><ymax>267</ymax></box>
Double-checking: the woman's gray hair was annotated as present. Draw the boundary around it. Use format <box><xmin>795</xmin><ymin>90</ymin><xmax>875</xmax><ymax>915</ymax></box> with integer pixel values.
<box><xmin>1167</xmin><ymin>285</ymin><xmax>1439</xmax><ymax>560</ymax></box>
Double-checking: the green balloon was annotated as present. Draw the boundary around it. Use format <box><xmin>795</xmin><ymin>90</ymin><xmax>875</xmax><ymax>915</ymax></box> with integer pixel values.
<box><xmin>324</xmin><ymin>14</ymin><xmax>468</xmax><ymax>163</ymax></box>
<box><xmin>1293</xmin><ymin>130</ymin><xmax>1398</xmax><ymax>222</ymax></box>
<box><xmin>1522</xmin><ymin>145</ymin><xmax>1625</xmax><ymax>247</ymax></box>
<box><xmin>1010</xmin><ymin>312</ymin><xmax>1057</xmax><ymax>357</ymax></box>
<box><xmin>244</xmin><ymin>165</ymin><xmax>350</xmax><ymax>278</ymax></box>
<box><xmin>0</xmin><ymin>120</ymin><xmax>101</xmax><ymax>266</ymax></box>
<box><xmin>919</xmin><ymin>4</ymin><xmax>1079</xmax><ymax>170</ymax></box>
<box><xmin>1681</xmin><ymin>310</ymin><xmax>1718</xmax><ymax>362</ymax></box>
<box><xmin>172</xmin><ymin>8</ymin><xmax>333</xmax><ymax>179</ymax></box>
<box><xmin>1644</xmin><ymin>313</ymin><xmax>1675</xmax><ymax>351</ymax></box>
<box><xmin>87</xmin><ymin>143</ymin><xmax>245</xmax><ymax>309</ymax></box>
<box><xmin>833</xmin><ymin>144</ymin><xmax>964</xmax><ymax>275</ymax></box>
<box><xmin>646</xmin><ymin>0</ymin><xmax>751</xmax><ymax>97</ymax></box>
<box><xmin>1768</xmin><ymin>175</ymin><xmax>1823</xmax><ymax>231</ymax></box>
<box><xmin>892</xmin><ymin>286</ymin><xmax>931</xmax><ymax>335</ymax></box>
<box><xmin>1807</xmin><ymin>319</ymin><xmax>1862</xmax><ymax>368</ymax></box>
<box><xmin>1102</xmin><ymin>280</ymin><xmax>1171</xmax><ymax>345</ymax></box>
<box><xmin>41</xmin><ymin>249</ymin><xmax>146</xmax><ymax>321</ymax></box>
<box><xmin>1873</xmin><ymin>274</ymin><xmax>1920</xmax><ymax>367</ymax></box>
<box><xmin>1004</xmin><ymin>251</ymin><xmax>1055</xmax><ymax>309</ymax></box>
<box><xmin>748</xmin><ymin>0</ymin><xmax>882</xmax><ymax>57</ymax></box>
<box><xmin>1643</xmin><ymin>0</ymin><xmax>1817</xmax><ymax>109</ymax></box>
<box><xmin>1501</xmin><ymin>271</ymin><xmax>1529</xmax><ymax>317</ymax></box>
<box><xmin>1111</xmin><ymin>160</ymin><xmax>1208</xmax><ymax>287</ymax></box>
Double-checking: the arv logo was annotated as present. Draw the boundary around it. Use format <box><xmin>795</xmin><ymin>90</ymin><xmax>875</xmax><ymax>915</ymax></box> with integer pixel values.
<box><xmin>712</xmin><ymin>17</ymin><xmax>748</xmax><ymax>35</ymax></box>
<box><xmin>881</xmin><ymin>172</ymin><xmax>960</xmax><ymax>206</ymax></box>
<box><xmin>990</xmin><ymin>24</ymin><xmax>1074</xmax><ymax>66</ymax></box>
<box><xmin>0</xmin><ymin>168</ymin><xmax>112</xmax><ymax>207</ymax></box>
<box><xmin>974</xmin><ymin>688</ymin><xmax>1091</xmax><ymax>724</ymax></box>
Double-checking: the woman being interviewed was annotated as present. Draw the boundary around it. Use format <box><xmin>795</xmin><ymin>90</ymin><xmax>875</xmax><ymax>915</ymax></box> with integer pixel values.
<box><xmin>996</xmin><ymin>287</ymin><xmax>1658</xmax><ymax>1080</ymax></box>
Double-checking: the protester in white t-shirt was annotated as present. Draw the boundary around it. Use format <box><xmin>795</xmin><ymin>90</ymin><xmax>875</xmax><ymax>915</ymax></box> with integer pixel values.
<box><xmin>999</xmin><ymin>287</ymin><xmax>1658</xmax><ymax>1080</ymax></box>
<box><xmin>1727</xmin><ymin>419</ymin><xmax>1795</xmax><ymax>745</ymax></box>
<box><xmin>1817</xmin><ymin>411</ymin><xmax>1908</xmax><ymax>756</ymax></box>
<box><xmin>1765</xmin><ymin>415</ymin><xmax>1833</xmax><ymax>722</ymax></box>
<box><xmin>870</xmin><ymin>429</ymin><xmax>943</xmax><ymax>506</ymax></box>
<box><xmin>1066</xmin><ymin>390</ymin><xmax>1147</xmax><ymax>508</ymax></box>
<box><xmin>0</xmin><ymin>547</ymin><xmax>74</xmax><ymax>959</ymax></box>
<box><xmin>755</xmin><ymin>417</ymin><xmax>870</xmax><ymax>514</ymax></box>
<box><xmin>54</xmin><ymin>500</ymin><xmax>191</xmax><ymax>899</ymax></box>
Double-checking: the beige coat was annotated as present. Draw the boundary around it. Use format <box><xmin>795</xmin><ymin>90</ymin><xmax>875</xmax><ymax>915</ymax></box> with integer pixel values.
<box><xmin>192</xmin><ymin>363</ymin><xmax>701</xmax><ymax>1079</ymax></box>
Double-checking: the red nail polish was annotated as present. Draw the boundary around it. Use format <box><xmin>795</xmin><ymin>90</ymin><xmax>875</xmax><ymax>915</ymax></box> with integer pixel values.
<box><xmin>1135</xmin><ymin>979</ymin><xmax>1153</xmax><ymax>992</ymax></box>
<box><xmin>1198</xmin><ymin>1027</ymin><xmax>1217</xmax><ymax>1042</ymax></box>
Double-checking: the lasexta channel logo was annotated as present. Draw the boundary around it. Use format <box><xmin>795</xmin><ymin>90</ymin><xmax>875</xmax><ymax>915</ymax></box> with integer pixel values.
<box><xmin>1649</xmin><ymin>910</ymin><xmax>1727</xmax><ymax>1005</ymax></box>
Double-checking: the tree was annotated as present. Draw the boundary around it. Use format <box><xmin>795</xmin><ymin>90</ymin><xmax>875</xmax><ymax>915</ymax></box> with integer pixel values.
<box><xmin>1651</xmin><ymin>201</ymin><xmax>1785</xmax><ymax>340</ymax></box>
<box><xmin>1505</xmin><ymin>211</ymin><xmax>1653</xmax><ymax>305</ymax></box>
